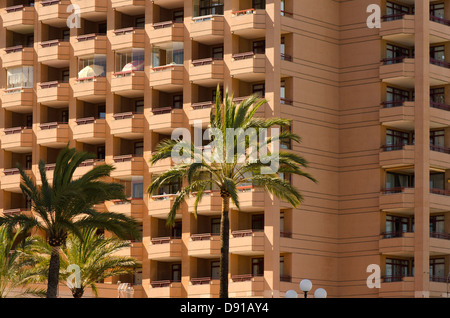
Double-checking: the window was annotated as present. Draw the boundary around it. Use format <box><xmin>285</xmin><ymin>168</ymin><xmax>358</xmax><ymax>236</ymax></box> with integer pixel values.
<box><xmin>212</xmin><ymin>88</ymin><xmax>223</xmax><ymax>102</ymax></box>
<box><xmin>98</xmin><ymin>23</ymin><xmax>107</xmax><ymax>35</ymax></box>
<box><xmin>157</xmin><ymin>177</ymin><xmax>182</xmax><ymax>195</ymax></box>
<box><xmin>132</xmin><ymin>180</ymin><xmax>144</xmax><ymax>199</ymax></box>
<box><xmin>430</xmin><ymin>130</ymin><xmax>445</xmax><ymax>147</ymax></box>
<box><xmin>97</xmin><ymin>104</ymin><xmax>106</xmax><ymax>119</ymax></box>
<box><xmin>430</xmin><ymin>215</ymin><xmax>445</xmax><ymax>234</ymax></box>
<box><xmin>430</xmin><ymin>258</ymin><xmax>445</xmax><ymax>280</ymax></box>
<box><xmin>97</xmin><ymin>146</ymin><xmax>105</xmax><ymax>160</ymax></box>
<box><xmin>252</xmin><ymin>0</ymin><xmax>266</xmax><ymax>10</ymax></box>
<box><xmin>199</xmin><ymin>0</ymin><xmax>224</xmax><ymax>16</ymax></box>
<box><xmin>135</xmin><ymin>17</ymin><xmax>145</xmax><ymax>28</ymax></box>
<box><xmin>78</xmin><ymin>55</ymin><xmax>106</xmax><ymax>79</ymax></box>
<box><xmin>173</xmin><ymin>95</ymin><xmax>183</xmax><ymax>109</ymax></box>
<box><xmin>134</xmin><ymin>141</ymin><xmax>144</xmax><ymax>157</ymax></box>
<box><xmin>211</xmin><ymin>218</ymin><xmax>221</xmax><ymax>235</ymax></box>
<box><xmin>252</xmin><ymin>258</ymin><xmax>264</xmax><ymax>277</ymax></box>
<box><xmin>385</xmin><ymin>2</ymin><xmax>411</xmax><ymax>21</ymax></box>
<box><xmin>62</xmin><ymin>29</ymin><xmax>70</xmax><ymax>41</ymax></box>
<box><xmin>152</xmin><ymin>42</ymin><xmax>184</xmax><ymax>67</ymax></box>
<box><xmin>26</xmin><ymin>35</ymin><xmax>34</xmax><ymax>47</ymax></box>
<box><xmin>430</xmin><ymin>172</ymin><xmax>445</xmax><ymax>190</ymax></box>
<box><xmin>252</xmin><ymin>84</ymin><xmax>265</xmax><ymax>97</ymax></box>
<box><xmin>431</xmin><ymin>45</ymin><xmax>445</xmax><ymax>61</ymax></box>
<box><xmin>173</xmin><ymin>10</ymin><xmax>184</xmax><ymax>23</ymax></box>
<box><xmin>115</xmin><ymin>49</ymin><xmax>144</xmax><ymax>73</ymax></box>
<box><xmin>172</xmin><ymin>264</ymin><xmax>182</xmax><ymax>282</ymax></box>
<box><xmin>25</xmin><ymin>155</ymin><xmax>32</xmax><ymax>170</ymax></box>
<box><xmin>385</xmin><ymin>129</ymin><xmax>410</xmax><ymax>150</ymax></box>
<box><xmin>280</xmin><ymin>212</ymin><xmax>285</xmax><ymax>233</ymax></box>
<box><xmin>61</xmin><ymin>110</ymin><xmax>69</xmax><ymax>123</ymax></box>
<box><xmin>212</xmin><ymin>46</ymin><xmax>224</xmax><ymax>59</ymax></box>
<box><xmin>172</xmin><ymin>222</ymin><xmax>182</xmax><ymax>238</ymax></box>
<box><xmin>252</xmin><ymin>214</ymin><xmax>264</xmax><ymax>231</ymax></box>
<box><xmin>26</xmin><ymin>115</ymin><xmax>32</xmax><ymax>129</ymax></box>
<box><xmin>7</xmin><ymin>66</ymin><xmax>33</xmax><ymax>89</ymax></box>
<box><xmin>253</xmin><ymin>40</ymin><xmax>265</xmax><ymax>54</ymax></box>
<box><xmin>385</xmin><ymin>258</ymin><xmax>410</xmax><ymax>282</ymax></box>
<box><xmin>61</xmin><ymin>70</ymin><xmax>70</xmax><ymax>83</ymax></box>
<box><xmin>385</xmin><ymin>215</ymin><xmax>411</xmax><ymax>238</ymax></box>
<box><xmin>386</xmin><ymin>172</ymin><xmax>414</xmax><ymax>190</ymax></box>
<box><xmin>385</xmin><ymin>44</ymin><xmax>411</xmax><ymax>64</ymax></box>
<box><xmin>430</xmin><ymin>3</ymin><xmax>445</xmax><ymax>19</ymax></box>
<box><xmin>386</xmin><ymin>86</ymin><xmax>411</xmax><ymax>107</ymax></box>
<box><xmin>280</xmin><ymin>125</ymin><xmax>292</xmax><ymax>150</ymax></box>
<box><xmin>135</xmin><ymin>100</ymin><xmax>144</xmax><ymax>113</ymax></box>
<box><xmin>211</xmin><ymin>261</ymin><xmax>220</xmax><ymax>279</ymax></box>
<box><xmin>431</xmin><ymin>87</ymin><xmax>445</xmax><ymax>105</ymax></box>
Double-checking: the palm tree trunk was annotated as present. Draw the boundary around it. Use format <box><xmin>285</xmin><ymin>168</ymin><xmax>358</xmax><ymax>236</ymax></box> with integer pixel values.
<box><xmin>46</xmin><ymin>246</ymin><xmax>60</xmax><ymax>298</ymax></box>
<box><xmin>219</xmin><ymin>196</ymin><xmax>230</xmax><ymax>298</ymax></box>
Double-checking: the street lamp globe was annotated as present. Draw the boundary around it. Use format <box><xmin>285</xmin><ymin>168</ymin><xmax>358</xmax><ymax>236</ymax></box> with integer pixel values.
<box><xmin>299</xmin><ymin>279</ymin><xmax>313</xmax><ymax>298</ymax></box>
<box><xmin>314</xmin><ymin>288</ymin><xmax>327</xmax><ymax>298</ymax></box>
<box><xmin>285</xmin><ymin>290</ymin><xmax>298</xmax><ymax>298</ymax></box>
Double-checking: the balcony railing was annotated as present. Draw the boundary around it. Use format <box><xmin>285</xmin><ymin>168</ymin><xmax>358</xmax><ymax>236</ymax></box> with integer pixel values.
<box><xmin>192</xmin><ymin>57</ymin><xmax>222</xmax><ymax>67</ymax></box>
<box><xmin>151</xmin><ymin>106</ymin><xmax>174</xmax><ymax>115</ymax></box>
<box><xmin>430</xmin><ymin>231</ymin><xmax>450</xmax><ymax>240</ymax></box>
<box><xmin>430</xmin><ymin>188</ymin><xmax>450</xmax><ymax>196</ymax></box>
<box><xmin>381</xmin><ymin>100</ymin><xmax>411</xmax><ymax>108</ymax></box>
<box><xmin>381</xmin><ymin>231</ymin><xmax>409</xmax><ymax>239</ymax></box>
<box><xmin>232</xmin><ymin>8</ymin><xmax>256</xmax><ymax>17</ymax></box>
<box><xmin>191</xmin><ymin>277</ymin><xmax>213</xmax><ymax>285</ymax></box>
<box><xmin>150</xmin><ymin>280</ymin><xmax>180</xmax><ymax>288</ymax></box>
<box><xmin>430</xmin><ymin>276</ymin><xmax>449</xmax><ymax>283</ymax></box>
<box><xmin>430</xmin><ymin>58</ymin><xmax>450</xmax><ymax>68</ymax></box>
<box><xmin>381</xmin><ymin>187</ymin><xmax>413</xmax><ymax>194</ymax></box>
<box><xmin>430</xmin><ymin>144</ymin><xmax>450</xmax><ymax>154</ymax></box>
<box><xmin>381</xmin><ymin>56</ymin><xmax>408</xmax><ymax>65</ymax></box>
<box><xmin>190</xmin><ymin>233</ymin><xmax>219</xmax><ymax>241</ymax></box>
<box><xmin>152</xmin><ymin>21</ymin><xmax>181</xmax><ymax>29</ymax></box>
<box><xmin>231</xmin><ymin>274</ymin><xmax>260</xmax><ymax>282</ymax></box>
<box><xmin>381</xmin><ymin>144</ymin><xmax>410</xmax><ymax>152</ymax></box>
<box><xmin>192</xmin><ymin>101</ymin><xmax>214</xmax><ymax>110</ymax></box>
<box><xmin>232</xmin><ymin>52</ymin><xmax>256</xmax><ymax>61</ymax></box>
<box><xmin>381</xmin><ymin>13</ymin><xmax>408</xmax><ymax>22</ymax></box>
<box><xmin>150</xmin><ymin>236</ymin><xmax>180</xmax><ymax>245</ymax></box>
<box><xmin>383</xmin><ymin>275</ymin><xmax>408</xmax><ymax>283</ymax></box>
<box><xmin>430</xmin><ymin>101</ymin><xmax>450</xmax><ymax>111</ymax></box>
<box><xmin>281</xmin><ymin>53</ymin><xmax>293</xmax><ymax>62</ymax></box>
<box><xmin>231</xmin><ymin>230</ymin><xmax>263</xmax><ymax>238</ymax></box>
<box><xmin>430</xmin><ymin>15</ymin><xmax>450</xmax><ymax>26</ymax></box>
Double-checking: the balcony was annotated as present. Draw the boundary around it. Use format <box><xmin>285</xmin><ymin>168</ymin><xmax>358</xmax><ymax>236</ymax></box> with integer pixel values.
<box><xmin>72</xmin><ymin>34</ymin><xmax>107</xmax><ymax>57</ymax></box>
<box><xmin>379</xmin><ymin>144</ymin><xmax>414</xmax><ymax>168</ymax></box>
<box><xmin>187</xmin><ymin>191</ymin><xmax>222</xmax><ymax>215</ymax></box>
<box><xmin>72</xmin><ymin>159</ymin><xmax>106</xmax><ymax>180</ymax></box>
<box><xmin>430</xmin><ymin>145</ymin><xmax>450</xmax><ymax>170</ymax></box>
<box><xmin>1</xmin><ymin>127</ymin><xmax>32</xmax><ymax>153</ymax></box>
<box><xmin>148</xmin><ymin>157</ymin><xmax>173</xmax><ymax>175</ymax></box>
<box><xmin>2</xmin><ymin>5</ymin><xmax>34</xmax><ymax>33</ymax></box>
<box><xmin>229</xmin><ymin>230</ymin><xmax>264</xmax><ymax>256</ymax></box>
<box><xmin>37</xmin><ymin>81</ymin><xmax>70</xmax><ymax>108</ymax></box>
<box><xmin>111</xmin><ymin>71</ymin><xmax>145</xmax><ymax>98</ymax></box>
<box><xmin>188</xmin><ymin>233</ymin><xmax>221</xmax><ymax>258</ymax></box>
<box><xmin>430</xmin><ymin>58</ymin><xmax>450</xmax><ymax>85</ymax></box>
<box><xmin>230</xmin><ymin>52</ymin><xmax>266</xmax><ymax>82</ymax></box>
<box><xmin>113</xmin><ymin>241</ymin><xmax>143</xmax><ymax>258</ymax></box>
<box><xmin>379</xmin><ymin>187</ymin><xmax>414</xmax><ymax>213</ymax></box>
<box><xmin>2</xmin><ymin>208</ymin><xmax>31</xmax><ymax>217</ymax></box>
<box><xmin>38</xmin><ymin>40</ymin><xmax>70</xmax><ymax>68</ymax></box>
<box><xmin>150</xmin><ymin>65</ymin><xmax>184</xmax><ymax>93</ymax></box>
<box><xmin>148</xmin><ymin>194</ymin><xmax>180</xmax><ymax>219</ymax></box>
<box><xmin>1</xmin><ymin>168</ymin><xmax>32</xmax><ymax>193</ymax></box>
<box><xmin>188</xmin><ymin>278</ymin><xmax>220</xmax><ymax>298</ymax></box>
<box><xmin>148</xmin><ymin>281</ymin><xmax>182</xmax><ymax>298</ymax></box>
<box><xmin>110</xmin><ymin>112</ymin><xmax>144</xmax><ymax>139</ymax></box>
<box><xmin>36</xmin><ymin>122</ymin><xmax>70</xmax><ymax>148</ymax></box>
<box><xmin>106</xmin><ymin>198</ymin><xmax>144</xmax><ymax>222</ymax></box>
<box><xmin>149</xmin><ymin>22</ymin><xmax>184</xmax><ymax>44</ymax></box>
<box><xmin>230</xmin><ymin>9</ymin><xmax>266</xmax><ymax>39</ymax></box>
<box><xmin>37</xmin><ymin>0</ymin><xmax>70</xmax><ymax>26</ymax></box>
<box><xmin>380</xmin><ymin>14</ymin><xmax>414</xmax><ymax>46</ymax></box>
<box><xmin>429</xmin><ymin>15</ymin><xmax>450</xmax><ymax>44</ymax></box>
<box><xmin>35</xmin><ymin>163</ymin><xmax>56</xmax><ymax>185</ymax></box>
<box><xmin>110</xmin><ymin>28</ymin><xmax>145</xmax><ymax>51</ymax></box>
<box><xmin>148</xmin><ymin>107</ymin><xmax>184</xmax><ymax>134</ymax></box>
<box><xmin>72</xmin><ymin>118</ymin><xmax>106</xmax><ymax>144</ymax></box>
<box><xmin>229</xmin><ymin>275</ymin><xmax>264</xmax><ymax>298</ymax></box>
<box><xmin>190</xmin><ymin>58</ymin><xmax>224</xmax><ymax>87</ymax></box>
<box><xmin>70</xmin><ymin>0</ymin><xmax>107</xmax><ymax>20</ymax></box>
<box><xmin>72</xmin><ymin>76</ymin><xmax>107</xmax><ymax>103</ymax></box>
<box><xmin>379</xmin><ymin>232</ymin><xmax>414</xmax><ymax>256</ymax></box>
<box><xmin>2</xmin><ymin>46</ymin><xmax>34</xmax><ymax>68</ymax></box>
<box><xmin>189</xmin><ymin>101</ymin><xmax>214</xmax><ymax>126</ymax></box>
<box><xmin>190</xmin><ymin>15</ymin><xmax>224</xmax><ymax>44</ymax></box>
<box><xmin>430</xmin><ymin>232</ymin><xmax>450</xmax><ymax>255</ymax></box>
<box><xmin>1</xmin><ymin>88</ymin><xmax>34</xmax><ymax>113</ymax></box>
<box><xmin>148</xmin><ymin>237</ymin><xmax>182</xmax><ymax>261</ymax></box>
<box><xmin>110</xmin><ymin>155</ymin><xmax>144</xmax><ymax>181</ymax></box>
<box><xmin>232</xmin><ymin>186</ymin><xmax>265</xmax><ymax>212</ymax></box>
<box><xmin>430</xmin><ymin>189</ymin><xmax>450</xmax><ymax>212</ymax></box>
<box><xmin>379</xmin><ymin>101</ymin><xmax>414</xmax><ymax>129</ymax></box>
<box><xmin>110</xmin><ymin>0</ymin><xmax>145</xmax><ymax>14</ymax></box>
<box><xmin>380</xmin><ymin>58</ymin><xmax>415</xmax><ymax>88</ymax></box>
<box><xmin>379</xmin><ymin>276</ymin><xmax>414</xmax><ymax>298</ymax></box>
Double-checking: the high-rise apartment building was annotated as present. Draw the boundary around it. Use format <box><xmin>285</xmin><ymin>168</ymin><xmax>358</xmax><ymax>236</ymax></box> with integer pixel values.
<box><xmin>1</xmin><ymin>0</ymin><xmax>450</xmax><ymax>298</ymax></box>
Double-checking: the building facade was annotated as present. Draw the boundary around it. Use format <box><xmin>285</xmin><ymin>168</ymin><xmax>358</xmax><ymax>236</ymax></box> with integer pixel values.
<box><xmin>0</xmin><ymin>0</ymin><xmax>450</xmax><ymax>298</ymax></box>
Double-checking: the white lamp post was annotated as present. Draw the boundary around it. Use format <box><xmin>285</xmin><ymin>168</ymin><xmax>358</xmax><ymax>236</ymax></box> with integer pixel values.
<box><xmin>299</xmin><ymin>279</ymin><xmax>313</xmax><ymax>298</ymax></box>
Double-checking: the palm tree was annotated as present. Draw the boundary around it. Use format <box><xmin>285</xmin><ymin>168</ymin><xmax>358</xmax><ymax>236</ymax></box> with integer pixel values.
<box><xmin>148</xmin><ymin>87</ymin><xmax>316</xmax><ymax>298</ymax></box>
<box><xmin>0</xmin><ymin>146</ymin><xmax>141</xmax><ymax>298</ymax></box>
<box><xmin>28</xmin><ymin>228</ymin><xmax>138</xmax><ymax>298</ymax></box>
<box><xmin>0</xmin><ymin>225</ymin><xmax>45</xmax><ymax>298</ymax></box>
